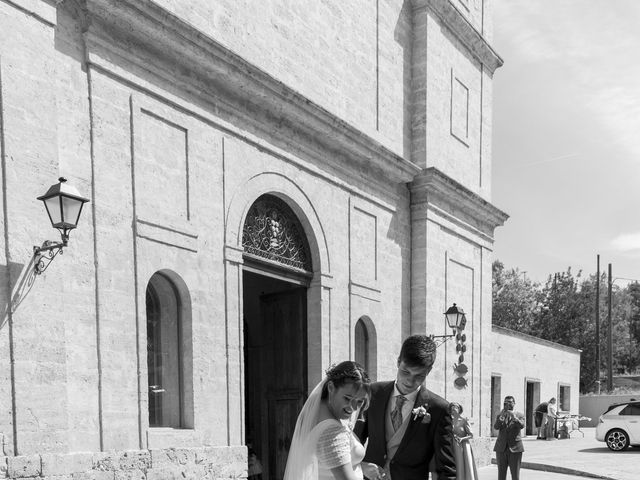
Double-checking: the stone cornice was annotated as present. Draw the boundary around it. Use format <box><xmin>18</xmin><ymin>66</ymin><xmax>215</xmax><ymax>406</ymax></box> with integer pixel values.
<box><xmin>1</xmin><ymin>0</ymin><xmax>57</xmax><ymax>27</ymax></box>
<box><xmin>413</xmin><ymin>0</ymin><xmax>503</xmax><ymax>73</ymax></box>
<box><xmin>82</xmin><ymin>0</ymin><xmax>421</xmax><ymax>185</ymax></box>
<box><xmin>410</xmin><ymin>167</ymin><xmax>509</xmax><ymax>237</ymax></box>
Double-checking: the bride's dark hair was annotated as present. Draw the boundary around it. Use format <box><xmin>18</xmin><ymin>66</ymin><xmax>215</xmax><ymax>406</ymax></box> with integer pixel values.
<box><xmin>321</xmin><ymin>360</ymin><xmax>371</xmax><ymax>405</ymax></box>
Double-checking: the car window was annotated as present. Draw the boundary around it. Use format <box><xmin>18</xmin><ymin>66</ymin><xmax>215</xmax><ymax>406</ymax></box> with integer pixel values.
<box><xmin>604</xmin><ymin>403</ymin><xmax>623</xmax><ymax>414</ymax></box>
<box><xmin>619</xmin><ymin>403</ymin><xmax>640</xmax><ymax>415</ymax></box>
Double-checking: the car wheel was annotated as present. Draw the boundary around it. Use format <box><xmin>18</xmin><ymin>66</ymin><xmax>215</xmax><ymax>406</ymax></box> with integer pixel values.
<box><xmin>605</xmin><ymin>429</ymin><xmax>630</xmax><ymax>451</ymax></box>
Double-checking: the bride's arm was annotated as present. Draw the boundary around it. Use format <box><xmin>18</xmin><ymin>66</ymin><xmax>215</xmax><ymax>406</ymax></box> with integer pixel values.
<box><xmin>329</xmin><ymin>464</ymin><xmax>365</xmax><ymax>480</ymax></box>
<box><xmin>318</xmin><ymin>424</ymin><xmax>365</xmax><ymax>480</ymax></box>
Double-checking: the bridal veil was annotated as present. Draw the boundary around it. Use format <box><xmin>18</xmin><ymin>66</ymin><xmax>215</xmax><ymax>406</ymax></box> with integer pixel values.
<box><xmin>283</xmin><ymin>379</ymin><xmax>327</xmax><ymax>480</ymax></box>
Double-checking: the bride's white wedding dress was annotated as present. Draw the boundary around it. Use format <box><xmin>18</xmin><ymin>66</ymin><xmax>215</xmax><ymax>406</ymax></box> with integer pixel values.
<box><xmin>284</xmin><ymin>380</ymin><xmax>365</xmax><ymax>480</ymax></box>
<box><xmin>316</xmin><ymin>418</ymin><xmax>365</xmax><ymax>480</ymax></box>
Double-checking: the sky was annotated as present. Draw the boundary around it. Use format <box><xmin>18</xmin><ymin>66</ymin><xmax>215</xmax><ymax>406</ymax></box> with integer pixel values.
<box><xmin>491</xmin><ymin>1</ymin><xmax>640</xmax><ymax>285</ymax></box>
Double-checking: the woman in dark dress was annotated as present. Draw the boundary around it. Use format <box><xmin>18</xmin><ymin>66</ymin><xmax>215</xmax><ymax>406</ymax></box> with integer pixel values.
<box><xmin>449</xmin><ymin>402</ymin><xmax>478</xmax><ymax>480</ymax></box>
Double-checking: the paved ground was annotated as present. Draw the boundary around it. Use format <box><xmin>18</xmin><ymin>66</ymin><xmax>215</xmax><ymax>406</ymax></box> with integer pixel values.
<box><xmin>478</xmin><ymin>465</ymin><xmax>591</xmax><ymax>480</ymax></box>
<box><xmin>476</xmin><ymin>428</ymin><xmax>638</xmax><ymax>480</ymax></box>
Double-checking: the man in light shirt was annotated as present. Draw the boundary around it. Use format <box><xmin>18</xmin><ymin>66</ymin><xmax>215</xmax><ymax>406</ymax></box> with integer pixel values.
<box><xmin>545</xmin><ymin>397</ymin><xmax>558</xmax><ymax>440</ymax></box>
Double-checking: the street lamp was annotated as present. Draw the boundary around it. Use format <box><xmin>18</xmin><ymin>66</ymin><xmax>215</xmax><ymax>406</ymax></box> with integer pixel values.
<box><xmin>431</xmin><ymin>303</ymin><xmax>470</xmax><ymax>389</ymax></box>
<box><xmin>444</xmin><ymin>303</ymin><xmax>467</xmax><ymax>331</ymax></box>
<box><xmin>431</xmin><ymin>303</ymin><xmax>467</xmax><ymax>348</ymax></box>
<box><xmin>33</xmin><ymin>177</ymin><xmax>90</xmax><ymax>274</ymax></box>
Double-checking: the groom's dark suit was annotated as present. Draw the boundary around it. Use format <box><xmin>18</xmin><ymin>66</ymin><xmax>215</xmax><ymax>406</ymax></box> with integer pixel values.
<box><xmin>354</xmin><ymin>381</ymin><xmax>456</xmax><ymax>480</ymax></box>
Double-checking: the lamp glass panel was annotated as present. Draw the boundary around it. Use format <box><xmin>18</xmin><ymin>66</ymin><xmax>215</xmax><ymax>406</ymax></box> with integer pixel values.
<box><xmin>61</xmin><ymin>196</ymin><xmax>83</xmax><ymax>227</ymax></box>
<box><xmin>445</xmin><ymin>313</ymin><xmax>459</xmax><ymax>329</ymax></box>
<box><xmin>44</xmin><ymin>196</ymin><xmax>62</xmax><ymax>226</ymax></box>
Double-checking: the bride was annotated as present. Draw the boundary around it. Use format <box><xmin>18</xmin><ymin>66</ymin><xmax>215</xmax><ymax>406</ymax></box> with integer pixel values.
<box><xmin>284</xmin><ymin>361</ymin><xmax>371</xmax><ymax>480</ymax></box>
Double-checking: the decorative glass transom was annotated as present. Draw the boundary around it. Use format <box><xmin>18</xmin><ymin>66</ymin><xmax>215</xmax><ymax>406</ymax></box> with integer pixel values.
<box><xmin>242</xmin><ymin>195</ymin><xmax>312</xmax><ymax>272</ymax></box>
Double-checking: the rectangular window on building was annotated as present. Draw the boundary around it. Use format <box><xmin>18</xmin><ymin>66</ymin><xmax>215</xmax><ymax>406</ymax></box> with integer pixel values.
<box><xmin>559</xmin><ymin>384</ymin><xmax>571</xmax><ymax>412</ymax></box>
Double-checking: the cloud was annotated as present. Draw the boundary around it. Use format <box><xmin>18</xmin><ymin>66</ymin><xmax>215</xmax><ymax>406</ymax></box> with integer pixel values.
<box><xmin>493</xmin><ymin>1</ymin><xmax>640</xmax><ymax>282</ymax></box>
<box><xmin>496</xmin><ymin>1</ymin><xmax>640</xmax><ymax>161</ymax></box>
<box><xmin>611</xmin><ymin>233</ymin><xmax>640</xmax><ymax>252</ymax></box>
<box><xmin>522</xmin><ymin>153</ymin><xmax>578</xmax><ymax>168</ymax></box>
<box><xmin>585</xmin><ymin>85</ymin><xmax>640</xmax><ymax>161</ymax></box>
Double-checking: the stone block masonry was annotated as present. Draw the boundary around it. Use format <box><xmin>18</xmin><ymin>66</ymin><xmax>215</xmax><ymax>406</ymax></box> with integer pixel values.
<box><xmin>0</xmin><ymin>446</ymin><xmax>246</xmax><ymax>479</ymax></box>
<box><xmin>0</xmin><ymin>0</ymin><xmax>507</xmax><ymax>475</ymax></box>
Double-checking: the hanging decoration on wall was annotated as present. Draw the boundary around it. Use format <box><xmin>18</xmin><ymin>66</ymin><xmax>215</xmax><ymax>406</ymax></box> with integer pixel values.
<box><xmin>454</xmin><ymin>376</ymin><xmax>468</xmax><ymax>388</ymax></box>
<box><xmin>454</xmin><ymin>363</ymin><xmax>468</xmax><ymax>375</ymax></box>
<box><xmin>242</xmin><ymin>194</ymin><xmax>312</xmax><ymax>272</ymax></box>
<box><xmin>453</xmin><ymin>326</ymin><xmax>468</xmax><ymax>389</ymax></box>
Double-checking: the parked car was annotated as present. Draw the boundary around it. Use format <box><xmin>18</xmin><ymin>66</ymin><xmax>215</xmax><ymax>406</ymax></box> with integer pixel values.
<box><xmin>595</xmin><ymin>400</ymin><xmax>640</xmax><ymax>451</ymax></box>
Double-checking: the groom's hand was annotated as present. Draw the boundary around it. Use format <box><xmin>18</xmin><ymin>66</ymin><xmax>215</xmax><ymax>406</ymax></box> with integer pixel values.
<box><xmin>361</xmin><ymin>461</ymin><xmax>386</xmax><ymax>480</ymax></box>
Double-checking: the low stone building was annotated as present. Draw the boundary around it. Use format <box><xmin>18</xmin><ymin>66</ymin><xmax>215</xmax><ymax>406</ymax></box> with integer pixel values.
<box><xmin>490</xmin><ymin>326</ymin><xmax>582</xmax><ymax>437</ymax></box>
<box><xmin>0</xmin><ymin>0</ymin><xmax>507</xmax><ymax>478</ymax></box>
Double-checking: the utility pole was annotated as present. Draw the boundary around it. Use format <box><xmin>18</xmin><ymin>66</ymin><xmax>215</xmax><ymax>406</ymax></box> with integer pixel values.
<box><xmin>607</xmin><ymin>263</ymin><xmax>613</xmax><ymax>392</ymax></box>
<box><xmin>595</xmin><ymin>255</ymin><xmax>600</xmax><ymax>392</ymax></box>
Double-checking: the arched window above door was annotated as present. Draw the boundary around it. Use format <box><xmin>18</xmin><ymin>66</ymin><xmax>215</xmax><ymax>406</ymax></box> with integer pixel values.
<box><xmin>242</xmin><ymin>194</ymin><xmax>312</xmax><ymax>273</ymax></box>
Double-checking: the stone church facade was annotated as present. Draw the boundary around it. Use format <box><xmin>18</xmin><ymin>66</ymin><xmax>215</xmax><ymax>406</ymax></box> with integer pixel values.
<box><xmin>0</xmin><ymin>0</ymin><xmax>506</xmax><ymax>478</ymax></box>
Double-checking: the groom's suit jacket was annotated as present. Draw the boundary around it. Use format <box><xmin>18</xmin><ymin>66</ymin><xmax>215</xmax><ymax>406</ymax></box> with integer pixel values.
<box><xmin>354</xmin><ymin>381</ymin><xmax>456</xmax><ymax>480</ymax></box>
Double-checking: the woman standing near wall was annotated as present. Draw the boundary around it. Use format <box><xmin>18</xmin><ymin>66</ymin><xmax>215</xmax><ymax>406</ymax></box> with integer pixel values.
<box><xmin>450</xmin><ymin>402</ymin><xmax>478</xmax><ymax>480</ymax></box>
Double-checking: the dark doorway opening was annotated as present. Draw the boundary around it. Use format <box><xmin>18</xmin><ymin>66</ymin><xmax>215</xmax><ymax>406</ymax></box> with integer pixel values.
<box><xmin>525</xmin><ymin>380</ymin><xmax>540</xmax><ymax>436</ymax></box>
<box><xmin>490</xmin><ymin>375</ymin><xmax>501</xmax><ymax>437</ymax></box>
<box><xmin>243</xmin><ymin>270</ymin><xmax>307</xmax><ymax>480</ymax></box>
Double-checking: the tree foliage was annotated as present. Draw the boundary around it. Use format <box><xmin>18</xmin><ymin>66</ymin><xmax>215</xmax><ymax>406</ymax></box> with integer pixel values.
<box><xmin>492</xmin><ymin>261</ymin><xmax>539</xmax><ymax>332</ymax></box>
<box><xmin>492</xmin><ymin>260</ymin><xmax>640</xmax><ymax>392</ymax></box>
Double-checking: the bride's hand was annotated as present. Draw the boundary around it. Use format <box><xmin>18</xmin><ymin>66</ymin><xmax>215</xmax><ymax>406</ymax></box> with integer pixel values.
<box><xmin>361</xmin><ymin>461</ymin><xmax>386</xmax><ymax>480</ymax></box>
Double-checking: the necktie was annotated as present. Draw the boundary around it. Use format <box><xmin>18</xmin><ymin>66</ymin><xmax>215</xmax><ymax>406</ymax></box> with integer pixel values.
<box><xmin>391</xmin><ymin>395</ymin><xmax>406</xmax><ymax>431</ymax></box>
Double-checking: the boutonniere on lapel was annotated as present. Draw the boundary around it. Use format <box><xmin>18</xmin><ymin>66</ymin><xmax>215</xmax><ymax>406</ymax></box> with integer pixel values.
<box><xmin>412</xmin><ymin>403</ymin><xmax>431</xmax><ymax>424</ymax></box>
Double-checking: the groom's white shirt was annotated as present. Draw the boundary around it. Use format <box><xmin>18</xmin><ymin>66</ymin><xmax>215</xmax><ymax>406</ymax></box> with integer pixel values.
<box><xmin>383</xmin><ymin>384</ymin><xmax>421</xmax><ymax>479</ymax></box>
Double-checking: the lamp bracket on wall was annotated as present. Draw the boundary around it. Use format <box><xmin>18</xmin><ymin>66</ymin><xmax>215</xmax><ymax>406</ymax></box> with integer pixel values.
<box><xmin>430</xmin><ymin>331</ymin><xmax>457</xmax><ymax>349</ymax></box>
<box><xmin>33</xmin><ymin>237</ymin><xmax>68</xmax><ymax>275</ymax></box>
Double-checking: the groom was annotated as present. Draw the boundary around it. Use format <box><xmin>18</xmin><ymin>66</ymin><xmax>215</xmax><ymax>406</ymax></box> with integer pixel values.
<box><xmin>355</xmin><ymin>334</ymin><xmax>456</xmax><ymax>480</ymax></box>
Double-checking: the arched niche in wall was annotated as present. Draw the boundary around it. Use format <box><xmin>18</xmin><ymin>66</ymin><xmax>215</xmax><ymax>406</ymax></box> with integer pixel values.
<box><xmin>145</xmin><ymin>270</ymin><xmax>194</xmax><ymax>429</ymax></box>
<box><xmin>355</xmin><ymin>315</ymin><xmax>377</xmax><ymax>381</ymax></box>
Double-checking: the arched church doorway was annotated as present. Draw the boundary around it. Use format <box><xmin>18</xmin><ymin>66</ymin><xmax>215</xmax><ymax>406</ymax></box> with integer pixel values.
<box><xmin>242</xmin><ymin>194</ymin><xmax>313</xmax><ymax>480</ymax></box>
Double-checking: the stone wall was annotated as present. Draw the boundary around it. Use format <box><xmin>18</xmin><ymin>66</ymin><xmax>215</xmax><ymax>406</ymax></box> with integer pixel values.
<box><xmin>0</xmin><ymin>446</ymin><xmax>246</xmax><ymax>479</ymax></box>
<box><xmin>0</xmin><ymin>0</ymin><xmax>414</xmax><ymax>460</ymax></box>
<box><xmin>0</xmin><ymin>0</ymin><xmax>506</xmax><ymax>476</ymax></box>
<box><xmin>423</xmin><ymin>6</ymin><xmax>494</xmax><ymax>198</ymax></box>
<box><xmin>470</xmin><ymin>437</ymin><xmax>493</xmax><ymax>468</ymax></box>
<box><xmin>148</xmin><ymin>0</ymin><xmax>408</xmax><ymax>153</ymax></box>
<box><xmin>0</xmin><ymin>0</ymin><xmax>97</xmax><ymax>457</ymax></box>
